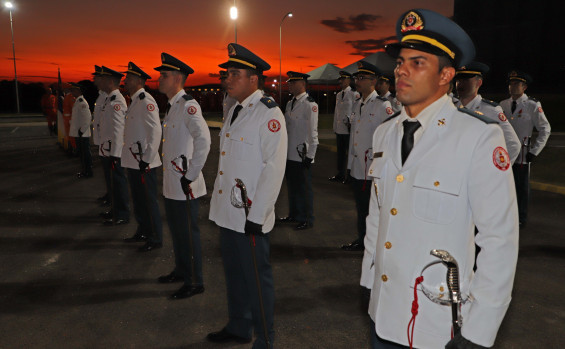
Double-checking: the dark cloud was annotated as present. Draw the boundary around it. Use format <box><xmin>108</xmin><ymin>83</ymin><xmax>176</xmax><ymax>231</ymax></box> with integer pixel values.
<box><xmin>320</xmin><ymin>14</ymin><xmax>381</xmax><ymax>33</ymax></box>
<box><xmin>19</xmin><ymin>75</ymin><xmax>59</xmax><ymax>80</ymax></box>
<box><xmin>345</xmin><ymin>36</ymin><xmax>396</xmax><ymax>56</ymax></box>
<box><xmin>209</xmin><ymin>73</ymin><xmax>220</xmax><ymax>78</ymax></box>
<box><xmin>5</xmin><ymin>57</ymin><xmax>59</xmax><ymax>65</ymax></box>
<box><xmin>296</xmin><ymin>56</ymin><xmax>308</xmax><ymax>59</ymax></box>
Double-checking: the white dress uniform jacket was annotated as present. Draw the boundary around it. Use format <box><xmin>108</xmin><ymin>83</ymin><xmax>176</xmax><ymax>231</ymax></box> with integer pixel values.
<box><xmin>284</xmin><ymin>92</ymin><xmax>319</xmax><ymax>162</ymax></box>
<box><xmin>121</xmin><ymin>88</ymin><xmax>162</xmax><ymax>170</ymax></box>
<box><xmin>455</xmin><ymin>94</ymin><xmax>521</xmax><ymax>164</ymax></box>
<box><xmin>98</xmin><ymin>89</ymin><xmax>127</xmax><ymax>158</ymax></box>
<box><xmin>348</xmin><ymin>90</ymin><xmax>394</xmax><ymax>180</ymax></box>
<box><xmin>209</xmin><ymin>89</ymin><xmax>287</xmax><ymax>234</ymax></box>
<box><xmin>333</xmin><ymin>86</ymin><xmax>355</xmax><ymax>135</ymax></box>
<box><xmin>92</xmin><ymin>90</ymin><xmax>107</xmax><ymax>145</ymax></box>
<box><xmin>382</xmin><ymin>90</ymin><xmax>402</xmax><ymax>113</ymax></box>
<box><xmin>361</xmin><ymin>95</ymin><xmax>519</xmax><ymax>348</ymax></box>
<box><xmin>500</xmin><ymin>93</ymin><xmax>551</xmax><ymax>165</ymax></box>
<box><xmin>222</xmin><ymin>92</ymin><xmax>237</xmax><ymax>122</ymax></box>
<box><xmin>69</xmin><ymin>95</ymin><xmax>92</xmax><ymax>137</ymax></box>
<box><xmin>162</xmin><ymin>89</ymin><xmax>210</xmax><ymax>201</ymax></box>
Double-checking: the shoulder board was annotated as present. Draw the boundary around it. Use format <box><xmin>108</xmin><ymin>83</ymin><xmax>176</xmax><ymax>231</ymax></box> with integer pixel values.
<box><xmin>377</xmin><ymin>95</ymin><xmax>387</xmax><ymax>102</ymax></box>
<box><xmin>139</xmin><ymin>92</ymin><xmax>145</xmax><ymax>100</ymax></box>
<box><xmin>78</xmin><ymin>97</ymin><xmax>84</xmax><ymax>103</ymax></box>
<box><xmin>182</xmin><ymin>94</ymin><xmax>194</xmax><ymax>101</ymax></box>
<box><xmin>481</xmin><ymin>98</ymin><xmax>498</xmax><ymax>107</ymax></box>
<box><xmin>306</xmin><ymin>96</ymin><xmax>315</xmax><ymax>103</ymax></box>
<box><xmin>260</xmin><ymin>97</ymin><xmax>278</xmax><ymax>108</ymax></box>
<box><xmin>110</xmin><ymin>95</ymin><xmax>116</xmax><ymax>101</ymax></box>
<box><xmin>383</xmin><ymin>111</ymin><xmax>401</xmax><ymax>123</ymax></box>
<box><xmin>457</xmin><ymin>107</ymin><xmax>498</xmax><ymax>124</ymax></box>
<box><xmin>528</xmin><ymin>96</ymin><xmax>538</xmax><ymax>102</ymax></box>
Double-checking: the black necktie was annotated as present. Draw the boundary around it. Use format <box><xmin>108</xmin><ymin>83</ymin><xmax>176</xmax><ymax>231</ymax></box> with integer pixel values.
<box><xmin>401</xmin><ymin>120</ymin><xmax>421</xmax><ymax>165</ymax></box>
<box><xmin>230</xmin><ymin>105</ymin><xmax>243</xmax><ymax>125</ymax></box>
<box><xmin>360</xmin><ymin>102</ymin><xmax>364</xmax><ymax>114</ymax></box>
<box><xmin>341</xmin><ymin>91</ymin><xmax>345</xmax><ymax>101</ymax></box>
<box><xmin>511</xmin><ymin>100</ymin><xmax>517</xmax><ymax>114</ymax></box>
<box><xmin>291</xmin><ymin>98</ymin><xmax>297</xmax><ymax>110</ymax></box>
<box><xmin>165</xmin><ymin>103</ymin><xmax>171</xmax><ymax>115</ymax></box>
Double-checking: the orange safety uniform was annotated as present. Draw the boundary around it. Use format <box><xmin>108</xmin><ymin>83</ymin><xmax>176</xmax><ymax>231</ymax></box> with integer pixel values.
<box><xmin>63</xmin><ymin>93</ymin><xmax>76</xmax><ymax>150</ymax></box>
<box><xmin>41</xmin><ymin>93</ymin><xmax>57</xmax><ymax>129</ymax></box>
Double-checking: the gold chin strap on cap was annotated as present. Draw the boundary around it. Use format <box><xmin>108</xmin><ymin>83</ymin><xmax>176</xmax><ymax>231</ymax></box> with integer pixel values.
<box><xmin>228</xmin><ymin>58</ymin><xmax>256</xmax><ymax>69</ymax></box>
<box><xmin>510</xmin><ymin>77</ymin><xmax>527</xmax><ymax>83</ymax></box>
<box><xmin>456</xmin><ymin>70</ymin><xmax>481</xmax><ymax>76</ymax></box>
<box><xmin>402</xmin><ymin>34</ymin><xmax>455</xmax><ymax>59</ymax></box>
<box><xmin>127</xmin><ymin>70</ymin><xmax>142</xmax><ymax>76</ymax></box>
<box><xmin>357</xmin><ymin>68</ymin><xmax>375</xmax><ymax>75</ymax></box>
<box><xmin>161</xmin><ymin>63</ymin><xmax>180</xmax><ymax>70</ymax></box>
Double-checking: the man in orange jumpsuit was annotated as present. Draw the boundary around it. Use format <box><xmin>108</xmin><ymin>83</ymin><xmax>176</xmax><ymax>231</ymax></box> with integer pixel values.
<box><xmin>62</xmin><ymin>84</ymin><xmax>76</xmax><ymax>153</ymax></box>
<box><xmin>41</xmin><ymin>86</ymin><xmax>57</xmax><ymax>135</ymax></box>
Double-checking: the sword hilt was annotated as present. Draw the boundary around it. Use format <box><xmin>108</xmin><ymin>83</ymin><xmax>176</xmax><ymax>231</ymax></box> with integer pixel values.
<box><xmin>430</xmin><ymin>249</ymin><xmax>462</xmax><ymax>333</ymax></box>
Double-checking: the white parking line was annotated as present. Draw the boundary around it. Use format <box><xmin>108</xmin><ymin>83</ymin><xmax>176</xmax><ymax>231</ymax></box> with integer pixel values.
<box><xmin>10</xmin><ymin>127</ymin><xmax>19</xmax><ymax>133</ymax></box>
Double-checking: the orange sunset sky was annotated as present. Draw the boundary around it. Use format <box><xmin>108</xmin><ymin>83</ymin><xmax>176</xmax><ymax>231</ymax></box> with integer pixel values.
<box><xmin>0</xmin><ymin>0</ymin><xmax>453</xmax><ymax>87</ymax></box>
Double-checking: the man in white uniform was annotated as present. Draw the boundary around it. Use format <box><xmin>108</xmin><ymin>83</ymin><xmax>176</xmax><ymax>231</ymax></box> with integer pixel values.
<box><xmin>361</xmin><ymin>9</ymin><xmax>519</xmax><ymax>348</ymax></box>
<box><xmin>207</xmin><ymin>43</ymin><xmax>287</xmax><ymax>348</ymax></box>
<box><xmin>278</xmin><ymin>71</ymin><xmax>318</xmax><ymax>230</ymax></box>
<box><xmin>341</xmin><ymin>61</ymin><xmax>394</xmax><ymax>252</ymax></box>
<box><xmin>155</xmin><ymin>53</ymin><xmax>211</xmax><ymax>299</ymax></box>
<box><xmin>376</xmin><ymin>73</ymin><xmax>402</xmax><ymax>113</ymax></box>
<box><xmin>92</xmin><ymin>66</ymin><xmax>110</xmax><ymax>204</ymax></box>
<box><xmin>500</xmin><ymin>71</ymin><xmax>551</xmax><ymax>227</ymax></box>
<box><xmin>121</xmin><ymin>62</ymin><xmax>164</xmax><ymax>251</ymax></box>
<box><xmin>329</xmin><ymin>71</ymin><xmax>355</xmax><ymax>183</ymax></box>
<box><xmin>68</xmin><ymin>82</ymin><xmax>92</xmax><ymax>178</ymax></box>
<box><xmin>98</xmin><ymin>66</ymin><xmax>130</xmax><ymax>226</ymax></box>
<box><xmin>220</xmin><ymin>70</ymin><xmax>237</xmax><ymax>122</ymax></box>
<box><xmin>454</xmin><ymin>62</ymin><xmax>520</xmax><ymax>164</ymax></box>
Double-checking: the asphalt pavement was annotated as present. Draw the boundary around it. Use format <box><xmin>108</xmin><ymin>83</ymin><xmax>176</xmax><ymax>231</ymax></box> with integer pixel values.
<box><xmin>0</xmin><ymin>116</ymin><xmax>563</xmax><ymax>348</ymax></box>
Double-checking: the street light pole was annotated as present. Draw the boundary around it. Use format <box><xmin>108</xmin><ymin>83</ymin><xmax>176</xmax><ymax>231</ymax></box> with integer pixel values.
<box><xmin>230</xmin><ymin>1</ymin><xmax>238</xmax><ymax>43</ymax></box>
<box><xmin>5</xmin><ymin>1</ymin><xmax>20</xmax><ymax>113</ymax></box>
<box><xmin>279</xmin><ymin>12</ymin><xmax>292</xmax><ymax>105</ymax></box>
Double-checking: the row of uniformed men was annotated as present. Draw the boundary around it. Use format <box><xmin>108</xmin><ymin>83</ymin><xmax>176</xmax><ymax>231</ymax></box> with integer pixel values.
<box><xmin>330</xmin><ymin>59</ymin><xmax>550</xmax><ymax>254</ymax></box>
<box><xmin>75</xmin><ymin>43</ymin><xmax>294</xmax><ymax>348</ymax></box>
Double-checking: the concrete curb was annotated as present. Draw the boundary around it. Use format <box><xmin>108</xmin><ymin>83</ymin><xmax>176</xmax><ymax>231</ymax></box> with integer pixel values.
<box><xmin>531</xmin><ymin>181</ymin><xmax>565</xmax><ymax>196</ymax></box>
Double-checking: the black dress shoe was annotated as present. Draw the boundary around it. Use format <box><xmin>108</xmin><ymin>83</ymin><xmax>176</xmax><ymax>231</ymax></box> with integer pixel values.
<box><xmin>138</xmin><ymin>242</ymin><xmax>162</xmax><ymax>252</ymax></box>
<box><xmin>103</xmin><ymin>218</ymin><xmax>129</xmax><ymax>226</ymax></box>
<box><xmin>295</xmin><ymin>222</ymin><xmax>313</xmax><ymax>230</ymax></box>
<box><xmin>329</xmin><ymin>175</ymin><xmax>344</xmax><ymax>182</ymax></box>
<box><xmin>124</xmin><ymin>234</ymin><xmax>148</xmax><ymax>243</ymax></box>
<box><xmin>170</xmin><ymin>285</ymin><xmax>204</xmax><ymax>299</ymax></box>
<box><xmin>158</xmin><ymin>272</ymin><xmax>183</xmax><ymax>284</ymax></box>
<box><xmin>277</xmin><ymin>216</ymin><xmax>296</xmax><ymax>223</ymax></box>
<box><xmin>341</xmin><ymin>241</ymin><xmax>364</xmax><ymax>251</ymax></box>
<box><xmin>99</xmin><ymin>210</ymin><xmax>112</xmax><ymax>219</ymax></box>
<box><xmin>206</xmin><ymin>328</ymin><xmax>252</xmax><ymax>343</ymax></box>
